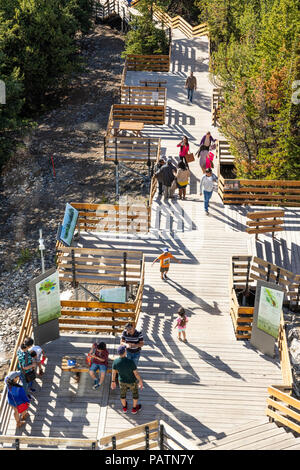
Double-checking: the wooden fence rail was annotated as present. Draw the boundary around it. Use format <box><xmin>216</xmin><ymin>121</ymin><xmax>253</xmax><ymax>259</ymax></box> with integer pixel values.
<box><xmin>104</xmin><ymin>135</ymin><xmax>161</xmax><ymax>163</ymax></box>
<box><xmin>266</xmin><ymin>385</ymin><xmax>300</xmax><ymax>434</ymax></box>
<box><xmin>121</xmin><ymin>85</ymin><xmax>166</xmax><ymax>106</ymax></box>
<box><xmin>218</xmin><ymin>175</ymin><xmax>300</xmax><ymax>206</ymax></box>
<box><xmin>70</xmin><ymin>202</ymin><xmax>150</xmax><ymax>233</ymax></box>
<box><xmin>126</xmin><ymin>53</ymin><xmax>170</xmax><ymax>72</ymax></box>
<box><xmin>111</xmin><ymin>103</ymin><xmax>166</xmax><ymax>125</ymax></box>
<box><xmin>56</xmin><ymin>245</ymin><xmax>144</xmax><ymax>288</ymax></box>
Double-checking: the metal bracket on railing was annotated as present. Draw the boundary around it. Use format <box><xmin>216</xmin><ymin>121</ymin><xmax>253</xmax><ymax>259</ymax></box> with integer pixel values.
<box><xmin>112</xmin><ymin>436</ymin><xmax>117</xmax><ymax>450</ymax></box>
<box><xmin>159</xmin><ymin>424</ymin><xmax>164</xmax><ymax>450</ymax></box>
<box><xmin>15</xmin><ymin>438</ymin><xmax>20</xmax><ymax>450</ymax></box>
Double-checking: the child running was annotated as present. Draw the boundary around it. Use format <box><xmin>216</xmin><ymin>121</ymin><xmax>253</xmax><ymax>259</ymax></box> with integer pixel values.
<box><xmin>174</xmin><ymin>307</ymin><xmax>188</xmax><ymax>342</ymax></box>
<box><xmin>152</xmin><ymin>247</ymin><xmax>181</xmax><ymax>280</ymax></box>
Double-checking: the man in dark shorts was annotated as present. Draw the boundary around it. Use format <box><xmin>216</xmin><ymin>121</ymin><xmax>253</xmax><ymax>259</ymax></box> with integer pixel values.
<box><xmin>111</xmin><ymin>345</ymin><xmax>143</xmax><ymax>414</ymax></box>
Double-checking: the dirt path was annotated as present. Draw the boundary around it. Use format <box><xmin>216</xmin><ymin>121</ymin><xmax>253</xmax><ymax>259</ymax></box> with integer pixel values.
<box><xmin>0</xmin><ymin>22</ymin><xmax>147</xmax><ymax>385</ymax></box>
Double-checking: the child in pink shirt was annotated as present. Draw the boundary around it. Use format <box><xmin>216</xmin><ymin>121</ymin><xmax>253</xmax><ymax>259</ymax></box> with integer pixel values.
<box><xmin>174</xmin><ymin>307</ymin><xmax>188</xmax><ymax>342</ymax></box>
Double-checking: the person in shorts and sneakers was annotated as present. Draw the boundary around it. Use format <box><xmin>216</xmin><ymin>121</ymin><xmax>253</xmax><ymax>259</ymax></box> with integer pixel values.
<box><xmin>111</xmin><ymin>345</ymin><xmax>143</xmax><ymax>414</ymax></box>
<box><xmin>89</xmin><ymin>342</ymin><xmax>109</xmax><ymax>390</ymax></box>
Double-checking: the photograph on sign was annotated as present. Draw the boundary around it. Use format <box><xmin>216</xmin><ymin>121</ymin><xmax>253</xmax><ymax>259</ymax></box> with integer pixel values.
<box><xmin>257</xmin><ymin>285</ymin><xmax>284</xmax><ymax>338</ymax></box>
<box><xmin>59</xmin><ymin>203</ymin><xmax>79</xmax><ymax>246</ymax></box>
<box><xmin>99</xmin><ymin>286</ymin><xmax>127</xmax><ymax>303</ymax></box>
<box><xmin>36</xmin><ymin>271</ymin><xmax>61</xmax><ymax>325</ymax></box>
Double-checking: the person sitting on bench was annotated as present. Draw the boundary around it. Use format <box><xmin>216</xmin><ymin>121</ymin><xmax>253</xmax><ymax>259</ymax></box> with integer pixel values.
<box><xmin>88</xmin><ymin>342</ymin><xmax>109</xmax><ymax>390</ymax></box>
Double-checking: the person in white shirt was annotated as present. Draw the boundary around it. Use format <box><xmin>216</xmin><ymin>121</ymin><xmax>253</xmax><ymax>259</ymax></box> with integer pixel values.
<box><xmin>30</xmin><ymin>345</ymin><xmax>46</xmax><ymax>376</ymax></box>
<box><xmin>200</xmin><ymin>168</ymin><xmax>218</xmax><ymax>215</ymax></box>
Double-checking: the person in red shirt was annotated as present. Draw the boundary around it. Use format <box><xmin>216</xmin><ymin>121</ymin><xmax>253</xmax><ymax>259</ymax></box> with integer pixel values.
<box><xmin>177</xmin><ymin>136</ymin><xmax>190</xmax><ymax>167</ymax></box>
<box><xmin>152</xmin><ymin>247</ymin><xmax>182</xmax><ymax>280</ymax></box>
<box><xmin>88</xmin><ymin>342</ymin><xmax>109</xmax><ymax>390</ymax></box>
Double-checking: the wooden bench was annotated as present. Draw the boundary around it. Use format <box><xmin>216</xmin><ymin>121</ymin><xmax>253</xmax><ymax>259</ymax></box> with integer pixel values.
<box><xmin>61</xmin><ymin>355</ymin><xmax>113</xmax><ymax>382</ymax></box>
<box><xmin>246</xmin><ymin>210</ymin><xmax>285</xmax><ymax>240</ymax></box>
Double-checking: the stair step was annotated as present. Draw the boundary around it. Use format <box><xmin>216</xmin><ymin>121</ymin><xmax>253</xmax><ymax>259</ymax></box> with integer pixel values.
<box><xmin>259</xmin><ymin>435</ymin><xmax>300</xmax><ymax>450</ymax></box>
<box><xmin>198</xmin><ymin>421</ymin><xmax>288</xmax><ymax>450</ymax></box>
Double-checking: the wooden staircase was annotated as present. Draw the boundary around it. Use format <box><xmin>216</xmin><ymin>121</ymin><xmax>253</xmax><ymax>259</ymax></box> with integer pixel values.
<box><xmin>197</xmin><ymin>419</ymin><xmax>300</xmax><ymax>450</ymax></box>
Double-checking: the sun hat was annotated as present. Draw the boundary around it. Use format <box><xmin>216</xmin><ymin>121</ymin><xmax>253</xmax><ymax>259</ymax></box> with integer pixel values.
<box><xmin>5</xmin><ymin>371</ymin><xmax>21</xmax><ymax>382</ymax></box>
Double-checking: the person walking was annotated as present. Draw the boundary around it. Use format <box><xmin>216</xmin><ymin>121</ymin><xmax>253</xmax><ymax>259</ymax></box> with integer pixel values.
<box><xmin>155</xmin><ymin>158</ymin><xmax>177</xmax><ymax>201</ymax></box>
<box><xmin>177</xmin><ymin>136</ymin><xmax>190</xmax><ymax>167</ymax></box>
<box><xmin>5</xmin><ymin>371</ymin><xmax>30</xmax><ymax>428</ymax></box>
<box><xmin>120</xmin><ymin>323</ymin><xmax>144</xmax><ymax>366</ymax></box>
<box><xmin>154</xmin><ymin>157</ymin><xmax>165</xmax><ymax>196</ymax></box>
<box><xmin>88</xmin><ymin>341</ymin><xmax>109</xmax><ymax>390</ymax></box>
<box><xmin>174</xmin><ymin>307</ymin><xmax>188</xmax><ymax>343</ymax></box>
<box><xmin>152</xmin><ymin>247</ymin><xmax>182</xmax><ymax>281</ymax></box>
<box><xmin>196</xmin><ymin>132</ymin><xmax>217</xmax><ymax>174</ymax></box>
<box><xmin>111</xmin><ymin>345</ymin><xmax>143</xmax><ymax>415</ymax></box>
<box><xmin>175</xmin><ymin>160</ymin><xmax>190</xmax><ymax>200</ymax></box>
<box><xmin>185</xmin><ymin>71</ymin><xmax>197</xmax><ymax>103</ymax></box>
<box><xmin>200</xmin><ymin>168</ymin><xmax>218</xmax><ymax>215</ymax></box>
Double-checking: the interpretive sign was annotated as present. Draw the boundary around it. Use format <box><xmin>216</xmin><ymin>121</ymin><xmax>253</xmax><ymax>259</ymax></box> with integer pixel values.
<box><xmin>29</xmin><ymin>267</ymin><xmax>61</xmax><ymax>345</ymax></box>
<box><xmin>58</xmin><ymin>203</ymin><xmax>79</xmax><ymax>246</ymax></box>
<box><xmin>251</xmin><ymin>280</ymin><xmax>284</xmax><ymax>357</ymax></box>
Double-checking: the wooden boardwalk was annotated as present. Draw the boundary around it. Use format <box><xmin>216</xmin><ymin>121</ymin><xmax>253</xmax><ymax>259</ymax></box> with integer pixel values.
<box><xmin>4</xmin><ymin>28</ymin><xmax>298</xmax><ymax>448</ymax></box>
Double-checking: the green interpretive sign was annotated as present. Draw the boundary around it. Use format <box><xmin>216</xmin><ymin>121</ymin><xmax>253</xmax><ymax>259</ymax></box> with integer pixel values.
<box><xmin>257</xmin><ymin>286</ymin><xmax>284</xmax><ymax>338</ymax></box>
<box><xmin>36</xmin><ymin>271</ymin><xmax>61</xmax><ymax>326</ymax></box>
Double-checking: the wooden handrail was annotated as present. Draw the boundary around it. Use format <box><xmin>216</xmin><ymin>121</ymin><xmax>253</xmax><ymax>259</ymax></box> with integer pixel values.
<box><xmin>266</xmin><ymin>385</ymin><xmax>300</xmax><ymax>434</ymax></box>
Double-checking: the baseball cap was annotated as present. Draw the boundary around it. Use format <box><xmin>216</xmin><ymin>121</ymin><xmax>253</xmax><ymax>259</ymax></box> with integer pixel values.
<box><xmin>163</xmin><ymin>247</ymin><xmax>169</xmax><ymax>253</ymax></box>
<box><xmin>117</xmin><ymin>345</ymin><xmax>126</xmax><ymax>355</ymax></box>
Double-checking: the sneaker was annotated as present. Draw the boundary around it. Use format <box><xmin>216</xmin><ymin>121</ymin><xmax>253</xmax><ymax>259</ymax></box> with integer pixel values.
<box><xmin>122</xmin><ymin>401</ymin><xmax>128</xmax><ymax>413</ymax></box>
<box><xmin>92</xmin><ymin>383</ymin><xmax>100</xmax><ymax>390</ymax></box>
<box><xmin>205</xmin><ymin>210</ymin><xmax>209</xmax><ymax>215</ymax></box>
<box><xmin>131</xmin><ymin>404</ymin><xmax>142</xmax><ymax>414</ymax></box>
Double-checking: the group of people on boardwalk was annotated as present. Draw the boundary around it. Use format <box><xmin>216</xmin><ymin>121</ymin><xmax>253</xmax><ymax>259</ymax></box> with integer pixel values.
<box><xmin>5</xmin><ymin>337</ymin><xmax>46</xmax><ymax>428</ymax></box>
<box><xmin>154</xmin><ymin>131</ymin><xmax>218</xmax><ymax>215</ymax></box>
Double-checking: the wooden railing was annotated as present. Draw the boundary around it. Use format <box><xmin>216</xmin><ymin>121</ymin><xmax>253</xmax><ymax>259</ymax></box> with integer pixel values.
<box><xmin>0</xmin><ymin>301</ymin><xmax>33</xmax><ymax>435</ymax></box>
<box><xmin>126</xmin><ymin>53</ymin><xmax>170</xmax><ymax>72</ymax></box>
<box><xmin>216</xmin><ymin>140</ymin><xmax>234</xmax><ymax>166</ymax></box>
<box><xmin>99</xmin><ymin>419</ymin><xmax>198</xmax><ymax>450</ymax></box>
<box><xmin>218</xmin><ymin>175</ymin><xmax>300</xmax><ymax>206</ymax></box>
<box><xmin>59</xmin><ymin>299</ymin><xmax>138</xmax><ymax>334</ymax></box>
<box><xmin>229</xmin><ymin>256</ymin><xmax>254</xmax><ymax>340</ymax></box>
<box><xmin>121</xmin><ymin>85</ymin><xmax>166</xmax><ymax>106</ymax></box>
<box><xmin>278</xmin><ymin>313</ymin><xmax>293</xmax><ymax>387</ymax></box>
<box><xmin>104</xmin><ymin>135</ymin><xmax>161</xmax><ymax>163</ymax></box>
<box><xmin>0</xmin><ymin>435</ymin><xmax>98</xmax><ymax>450</ymax></box>
<box><xmin>141</xmin><ymin>2</ymin><xmax>208</xmax><ymax>38</ymax></box>
<box><xmin>70</xmin><ymin>201</ymin><xmax>151</xmax><ymax>233</ymax></box>
<box><xmin>56</xmin><ymin>245</ymin><xmax>144</xmax><ymax>287</ymax></box>
<box><xmin>266</xmin><ymin>385</ymin><xmax>300</xmax><ymax>434</ymax></box>
<box><xmin>111</xmin><ymin>103</ymin><xmax>165</xmax><ymax>125</ymax></box>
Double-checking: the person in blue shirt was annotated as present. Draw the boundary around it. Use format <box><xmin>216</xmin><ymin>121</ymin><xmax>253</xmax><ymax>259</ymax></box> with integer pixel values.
<box><xmin>5</xmin><ymin>371</ymin><xmax>30</xmax><ymax>428</ymax></box>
